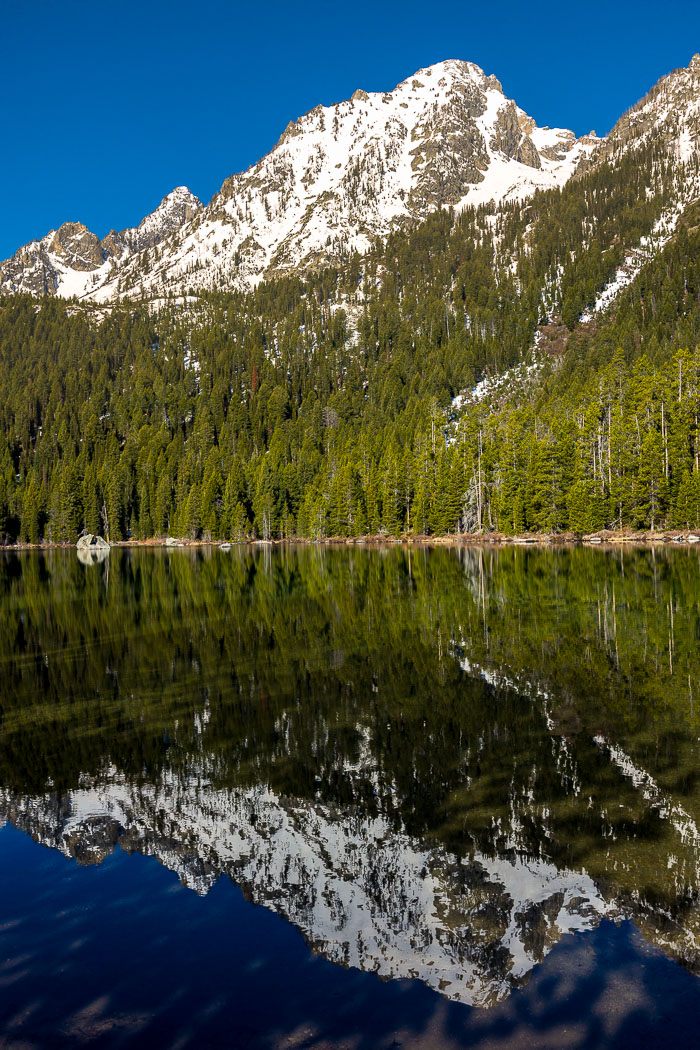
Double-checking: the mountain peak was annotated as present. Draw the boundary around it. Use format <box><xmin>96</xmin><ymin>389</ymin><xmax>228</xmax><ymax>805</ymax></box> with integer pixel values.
<box><xmin>158</xmin><ymin>186</ymin><xmax>202</xmax><ymax>209</ymax></box>
<box><xmin>110</xmin><ymin>58</ymin><xmax>597</xmax><ymax>299</ymax></box>
<box><xmin>600</xmin><ymin>53</ymin><xmax>700</xmax><ymax>161</ymax></box>
<box><xmin>0</xmin><ymin>59</ymin><xmax>601</xmax><ymax>301</ymax></box>
<box><xmin>49</xmin><ymin>222</ymin><xmax>103</xmax><ymax>271</ymax></box>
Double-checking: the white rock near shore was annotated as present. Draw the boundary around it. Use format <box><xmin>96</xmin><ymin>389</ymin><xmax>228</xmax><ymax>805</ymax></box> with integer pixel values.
<box><xmin>76</xmin><ymin>534</ymin><xmax>110</xmax><ymax>551</ymax></box>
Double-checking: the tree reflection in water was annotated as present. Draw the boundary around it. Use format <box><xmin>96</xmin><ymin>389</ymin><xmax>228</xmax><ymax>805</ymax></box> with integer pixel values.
<box><xmin>0</xmin><ymin>545</ymin><xmax>698</xmax><ymax>1027</ymax></box>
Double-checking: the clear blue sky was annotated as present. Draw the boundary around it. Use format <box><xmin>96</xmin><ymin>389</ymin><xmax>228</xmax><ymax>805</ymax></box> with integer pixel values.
<box><xmin>2</xmin><ymin>0</ymin><xmax>700</xmax><ymax>259</ymax></box>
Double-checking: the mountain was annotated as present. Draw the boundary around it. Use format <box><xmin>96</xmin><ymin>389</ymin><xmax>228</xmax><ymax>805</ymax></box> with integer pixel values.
<box><xmin>0</xmin><ymin>186</ymin><xmax>202</xmax><ymax>298</ymax></box>
<box><xmin>0</xmin><ymin>60</ymin><xmax>598</xmax><ymax>302</ymax></box>
<box><xmin>1</xmin><ymin>56</ymin><xmax>700</xmax><ymax>545</ymax></box>
<box><xmin>4</xmin><ymin>56</ymin><xmax>700</xmax><ymax>311</ymax></box>
<box><xmin>595</xmin><ymin>53</ymin><xmax>700</xmax><ymax>162</ymax></box>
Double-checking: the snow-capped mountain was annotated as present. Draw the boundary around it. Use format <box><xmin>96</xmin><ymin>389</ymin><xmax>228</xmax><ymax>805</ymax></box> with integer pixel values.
<box><xmin>0</xmin><ymin>186</ymin><xmax>202</xmax><ymax>298</ymax></box>
<box><xmin>0</xmin><ymin>60</ymin><xmax>599</xmax><ymax>302</ymax></box>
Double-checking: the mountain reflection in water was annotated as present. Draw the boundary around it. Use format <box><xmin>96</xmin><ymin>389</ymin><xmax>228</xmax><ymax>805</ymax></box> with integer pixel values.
<box><xmin>0</xmin><ymin>545</ymin><xmax>698</xmax><ymax>1010</ymax></box>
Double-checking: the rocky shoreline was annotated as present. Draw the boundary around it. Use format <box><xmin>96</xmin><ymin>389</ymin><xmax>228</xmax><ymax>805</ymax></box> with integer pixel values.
<box><xmin>2</xmin><ymin>529</ymin><xmax>700</xmax><ymax>553</ymax></box>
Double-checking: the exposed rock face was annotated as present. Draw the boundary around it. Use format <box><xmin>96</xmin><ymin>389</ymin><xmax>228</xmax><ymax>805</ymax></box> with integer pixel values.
<box><xmin>584</xmin><ymin>54</ymin><xmax>700</xmax><ymax>164</ymax></box>
<box><xmin>0</xmin><ymin>60</ymin><xmax>596</xmax><ymax>301</ymax></box>
<box><xmin>407</xmin><ymin>70</ymin><xmax>492</xmax><ymax>207</ymax></box>
<box><xmin>49</xmin><ymin>223</ymin><xmax>104</xmax><ymax>270</ymax></box>
<box><xmin>0</xmin><ymin>241</ymin><xmax>60</xmax><ymax>295</ymax></box>
<box><xmin>125</xmin><ymin>186</ymin><xmax>202</xmax><ymax>252</ymax></box>
<box><xmin>491</xmin><ymin>102</ymin><xmax>541</xmax><ymax>168</ymax></box>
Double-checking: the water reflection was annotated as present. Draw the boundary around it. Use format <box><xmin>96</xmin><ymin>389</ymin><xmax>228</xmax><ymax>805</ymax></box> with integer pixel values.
<box><xmin>76</xmin><ymin>545</ymin><xmax>110</xmax><ymax>567</ymax></box>
<box><xmin>0</xmin><ymin>545</ymin><xmax>698</xmax><ymax>1006</ymax></box>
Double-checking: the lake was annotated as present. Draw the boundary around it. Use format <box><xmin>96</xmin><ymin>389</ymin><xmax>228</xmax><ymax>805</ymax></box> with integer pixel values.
<box><xmin>1</xmin><ymin>544</ymin><xmax>699</xmax><ymax>1048</ymax></box>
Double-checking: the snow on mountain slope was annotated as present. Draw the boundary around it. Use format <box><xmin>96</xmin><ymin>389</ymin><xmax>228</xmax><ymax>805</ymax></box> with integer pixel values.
<box><xmin>0</xmin><ymin>186</ymin><xmax>202</xmax><ymax>298</ymax></box>
<box><xmin>0</xmin><ymin>60</ymin><xmax>598</xmax><ymax>302</ymax></box>
<box><xmin>579</xmin><ymin>184</ymin><xmax>700</xmax><ymax>323</ymax></box>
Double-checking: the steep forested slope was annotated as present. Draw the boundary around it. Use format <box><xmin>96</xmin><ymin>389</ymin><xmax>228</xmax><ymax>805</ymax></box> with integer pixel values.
<box><xmin>1</xmin><ymin>97</ymin><xmax>699</xmax><ymax>542</ymax></box>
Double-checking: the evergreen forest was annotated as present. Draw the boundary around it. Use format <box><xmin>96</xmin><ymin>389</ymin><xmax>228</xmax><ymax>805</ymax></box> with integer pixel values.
<box><xmin>2</xmin><ymin>138</ymin><xmax>700</xmax><ymax>543</ymax></box>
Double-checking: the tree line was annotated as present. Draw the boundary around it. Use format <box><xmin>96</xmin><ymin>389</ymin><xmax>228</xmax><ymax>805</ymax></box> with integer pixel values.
<box><xmin>1</xmin><ymin>126</ymin><xmax>699</xmax><ymax>541</ymax></box>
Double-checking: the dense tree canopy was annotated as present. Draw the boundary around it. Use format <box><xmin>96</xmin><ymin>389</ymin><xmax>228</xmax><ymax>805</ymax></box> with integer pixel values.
<box><xmin>0</xmin><ymin>139</ymin><xmax>699</xmax><ymax>542</ymax></box>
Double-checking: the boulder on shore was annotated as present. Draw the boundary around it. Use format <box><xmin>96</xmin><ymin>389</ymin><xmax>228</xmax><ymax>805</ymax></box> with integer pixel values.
<box><xmin>77</xmin><ymin>534</ymin><xmax>110</xmax><ymax>551</ymax></box>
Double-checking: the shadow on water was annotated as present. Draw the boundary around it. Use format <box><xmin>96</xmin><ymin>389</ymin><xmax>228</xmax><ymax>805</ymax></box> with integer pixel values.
<box><xmin>1</xmin><ymin>826</ymin><xmax>699</xmax><ymax>1050</ymax></box>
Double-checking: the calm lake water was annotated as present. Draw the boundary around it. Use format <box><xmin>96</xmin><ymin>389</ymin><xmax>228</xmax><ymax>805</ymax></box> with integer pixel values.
<box><xmin>1</xmin><ymin>545</ymin><xmax>699</xmax><ymax>1049</ymax></box>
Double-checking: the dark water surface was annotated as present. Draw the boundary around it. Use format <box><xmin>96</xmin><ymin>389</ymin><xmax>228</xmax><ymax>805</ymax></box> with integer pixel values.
<box><xmin>1</xmin><ymin>545</ymin><xmax>699</xmax><ymax>1048</ymax></box>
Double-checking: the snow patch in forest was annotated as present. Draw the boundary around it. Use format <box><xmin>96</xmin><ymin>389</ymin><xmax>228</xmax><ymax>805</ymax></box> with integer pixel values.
<box><xmin>580</xmin><ymin>171</ymin><xmax>700</xmax><ymax>323</ymax></box>
<box><xmin>451</xmin><ymin>357</ymin><xmax>543</xmax><ymax>415</ymax></box>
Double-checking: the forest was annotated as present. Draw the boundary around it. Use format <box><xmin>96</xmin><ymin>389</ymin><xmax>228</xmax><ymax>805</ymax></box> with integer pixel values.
<box><xmin>1</xmin><ymin>135</ymin><xmax>699</xmax><ymax>542</ymax></box>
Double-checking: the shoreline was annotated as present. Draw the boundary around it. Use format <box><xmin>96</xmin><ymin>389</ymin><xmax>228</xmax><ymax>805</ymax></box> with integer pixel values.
<box><xmin>3</xmin><ymin>529</ymin><xmax>700</xmax><ymax>553</ymax></box>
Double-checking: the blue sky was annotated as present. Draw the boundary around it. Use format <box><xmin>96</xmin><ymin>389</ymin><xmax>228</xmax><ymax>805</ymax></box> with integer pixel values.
<box><xmin>2</xmin><ymin>0</ymin><xmax>700</xmax><ymax>259</ymax></box>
